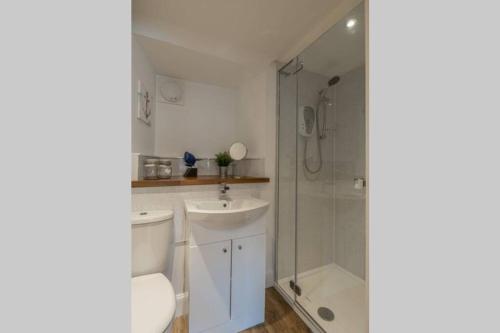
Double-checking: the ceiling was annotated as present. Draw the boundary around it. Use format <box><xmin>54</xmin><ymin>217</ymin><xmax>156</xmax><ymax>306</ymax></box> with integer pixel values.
<box><xmin>134</xmin><ymin>34</ymin><xmax>248</xmax><ymax>88</ymax></box>
<box><xmin>300</xmin><ymin>3</ymin><xmax>365</xmax><ymax>78</ymax></box>
<box><xmin>133</xmin><ymin>0</ymin><xmax>361</xmax><ymax>87</ymax></box>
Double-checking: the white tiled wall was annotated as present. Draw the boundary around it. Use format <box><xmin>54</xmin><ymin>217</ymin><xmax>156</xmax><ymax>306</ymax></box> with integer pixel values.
<box><xmin>333</xmin><ymin>65</ymin><xmax>366</xmax><ymax>279</ymax></box>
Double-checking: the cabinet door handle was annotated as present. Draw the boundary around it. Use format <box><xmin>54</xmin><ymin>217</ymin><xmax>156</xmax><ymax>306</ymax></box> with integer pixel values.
<box><xmin>238</xmin><ymin>245</ymin><xmax>242</xmax><ymax>250</ymax></box>
<box><xmin>222</xmin><ymin>248</ymin><xmax>227</xmax><ymax>253</ymax></box>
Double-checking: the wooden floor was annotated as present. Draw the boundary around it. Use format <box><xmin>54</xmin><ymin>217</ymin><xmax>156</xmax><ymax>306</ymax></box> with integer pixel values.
<box><xmin>172</xmin><ymin>287</ymin><xmax>311</xmax><ymax>333</ymax></box>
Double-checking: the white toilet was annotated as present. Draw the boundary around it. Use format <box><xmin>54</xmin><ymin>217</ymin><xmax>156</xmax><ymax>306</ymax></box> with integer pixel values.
<box><xmin>131</xmin><ymin>210</ymin><xmax>176</xmax><ymax>333</ymax></box>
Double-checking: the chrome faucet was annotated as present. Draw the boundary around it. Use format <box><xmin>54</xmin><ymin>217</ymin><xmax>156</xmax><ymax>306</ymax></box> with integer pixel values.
<box><xmin>219</xmin><ymin>183</ymin><xmax>231</xmax><ymax>201</ymax></box>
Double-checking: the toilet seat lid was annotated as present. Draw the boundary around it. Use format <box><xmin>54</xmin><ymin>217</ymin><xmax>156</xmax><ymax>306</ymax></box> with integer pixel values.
<box><xmin>131</xmin><ymin>273</ymin><xmax>176</xmax><ymax>333</ymax></box>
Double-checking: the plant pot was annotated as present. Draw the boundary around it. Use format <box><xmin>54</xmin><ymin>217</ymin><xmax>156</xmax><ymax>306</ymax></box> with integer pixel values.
<box><xmin>219</xmin><ymin>166</ymin><xmax>228</xmax><ymax>178</ymax></box>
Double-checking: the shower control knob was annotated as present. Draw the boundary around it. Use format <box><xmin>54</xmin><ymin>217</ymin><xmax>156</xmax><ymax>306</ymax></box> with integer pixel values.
<box><xmin>354</xmin><ymin>177</ymin><xmax>366</xmax><ymax>189</ymax></box>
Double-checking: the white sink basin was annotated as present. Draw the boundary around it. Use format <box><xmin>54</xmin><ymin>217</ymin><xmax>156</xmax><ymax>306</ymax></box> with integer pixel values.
<box><xmin>185</xmin><ymin>198</ymin><xmax>269</xmax><ymax>229</ymax></box>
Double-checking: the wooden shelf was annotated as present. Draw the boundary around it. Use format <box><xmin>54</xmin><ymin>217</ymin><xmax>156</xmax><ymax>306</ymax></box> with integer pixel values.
<box><xmin>132</xmin><ymin>176</ymin><xmax>270</xmax><ymax>188</ymax></box>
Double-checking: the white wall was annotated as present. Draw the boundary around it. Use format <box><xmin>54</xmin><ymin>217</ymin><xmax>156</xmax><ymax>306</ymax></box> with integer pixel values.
<box><xmin>132</xmin><ymin>36</ymin><xmax>156</xmax><ymax>155</ymax></box>
<box><xmin>155</xmin><ymin>76</ymin><xmax>238</xmax><ymax>158</ymax></box>
<box><xmin>236</xmin><ymin>64</ymin><xmax>278</xmax><ymax>286</ymax></box>
<box><xmin>236</xmin><ymin>71</ymin><xmax>267</xmax><ymax>158</ymax></box>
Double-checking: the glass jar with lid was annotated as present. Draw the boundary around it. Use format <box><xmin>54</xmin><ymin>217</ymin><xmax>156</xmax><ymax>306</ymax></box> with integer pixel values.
<box><xmin>158</xmin><ymin>159</ymin><xmax>172</xmax><ymax>179</ymax></box>
<box><xmin>143</xmin><ymin>158</ymin><xmax>159</xmax><ymax>179</ymax></box>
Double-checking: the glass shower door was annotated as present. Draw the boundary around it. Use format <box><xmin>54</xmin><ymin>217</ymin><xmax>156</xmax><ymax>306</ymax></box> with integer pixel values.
<box><xmin>295</xmin><ymin>63</ymin><xmax>367</xmax><ymax>332</ymax></box>
<box><xmin>294</xmin><ymin>56</ymin><xmax>337</xmax><ymax>322</ymax></box>
<box><xmin>294</xmin><ymin>3</ymin><xmax>367</xmax><ymax>333</ymax></box>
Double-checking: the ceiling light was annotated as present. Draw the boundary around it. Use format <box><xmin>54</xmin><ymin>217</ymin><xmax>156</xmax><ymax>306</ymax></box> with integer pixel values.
<box><xmin>346</xmin><ymin>18</ymin><xmax>357</xmax><ymax>29</ymax></box>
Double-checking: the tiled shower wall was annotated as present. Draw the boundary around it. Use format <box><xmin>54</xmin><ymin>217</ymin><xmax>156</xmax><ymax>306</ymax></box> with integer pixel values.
<box><xmin>334</xmin><ymin>65</ymin><xmax>366</xmax><ymax>279</ymax></box>
<box><xmin>277</xmin><ymin>65</ymin><xmax>366</xmax><ymax>281</ymax></box>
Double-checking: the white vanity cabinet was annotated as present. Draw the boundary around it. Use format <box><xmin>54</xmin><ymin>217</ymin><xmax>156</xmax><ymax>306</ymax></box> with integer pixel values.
<box><xmin>185</xmin><ymin>197</ymin><xmax>268</xmax><ymax>333</ymax></box>
<box><xmin>230</xmin><ymin>234</ymin><xmax>266</xmax><ymax>328</ymax></box>
<box><xmin>188</xmin><ymin>240</ymin><xmax>232</xmax><ymax>333</ymax></box>
<box><xmin>188</xmin><ymin>233</ymin><xmax>265</xmax><ymax>333</ymax></box>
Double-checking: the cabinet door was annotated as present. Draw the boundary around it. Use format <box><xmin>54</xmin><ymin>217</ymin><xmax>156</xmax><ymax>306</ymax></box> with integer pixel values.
<box><xmin>231</xmin><ymin>234</ymin><xmax>266</xmax><ymax>329</ymax></box>
<box><xmin>189</xmin><ymin>240</ymin><xmax>231</xmax><ymax>333</ymax></box>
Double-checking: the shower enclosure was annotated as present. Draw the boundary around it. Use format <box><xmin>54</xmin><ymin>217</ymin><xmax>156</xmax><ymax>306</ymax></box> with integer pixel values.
<box><xmin>275</xmin><ymin>3</ymin><xmax>367</xmax><ymax>332</ymax></box>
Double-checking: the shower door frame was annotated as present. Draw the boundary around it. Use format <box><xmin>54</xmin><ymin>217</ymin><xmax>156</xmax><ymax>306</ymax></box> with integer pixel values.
<box><xmin>274</xmin><ymin>57</ymin><xmax>328</xmax><ymax>333</ymax></box>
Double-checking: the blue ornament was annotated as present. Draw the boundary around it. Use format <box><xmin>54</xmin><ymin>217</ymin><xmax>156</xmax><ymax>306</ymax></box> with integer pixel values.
<box><xmin>183</xmin><ymin>152</ymin><xmax>197</xmax><ymax>167</ymax></box>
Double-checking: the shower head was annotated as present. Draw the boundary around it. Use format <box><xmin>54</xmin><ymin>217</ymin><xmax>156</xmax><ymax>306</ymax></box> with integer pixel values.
<box><xmin>328</xmin><ymin>76</ymin><xmax>340</xmax><ymax>86</ymax></box>
<box><xmin>319</xmin><ymin>75</ymin><xmax>340</xmax><ymax>96</ymax></box>
<box><xmin>318</xmin><ymin>75</ymin><xmax>340</xmax><ymax>102</ymax></box>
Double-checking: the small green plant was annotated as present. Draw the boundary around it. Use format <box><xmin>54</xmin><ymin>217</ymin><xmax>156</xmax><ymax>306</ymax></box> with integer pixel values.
<box><xmin>215</xmin><ymin>151</ymin><xmax>233</xmax><ymax>167</ymax></box>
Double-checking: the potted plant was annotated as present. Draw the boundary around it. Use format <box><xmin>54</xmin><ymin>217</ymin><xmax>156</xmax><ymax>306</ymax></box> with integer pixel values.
<box><xmin>215</xmin><ymin>151</ymin><xmax>233</xmax><ymax>178</ymax></box>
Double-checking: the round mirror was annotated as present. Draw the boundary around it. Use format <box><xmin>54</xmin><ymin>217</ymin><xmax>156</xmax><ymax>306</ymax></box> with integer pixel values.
<box><xmin>229</xmin><ymin>142</ymin><xmax>247</xmax><ymax>160</ymax></box>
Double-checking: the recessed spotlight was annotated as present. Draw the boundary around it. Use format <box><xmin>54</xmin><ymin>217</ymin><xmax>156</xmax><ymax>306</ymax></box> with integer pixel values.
<box><xmin>346</xmin><ymin>18</ymin><xmax>357</xmax><ymax>29</ymax></box>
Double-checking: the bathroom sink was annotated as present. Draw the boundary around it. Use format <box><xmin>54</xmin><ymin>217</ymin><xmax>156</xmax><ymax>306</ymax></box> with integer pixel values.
<box><xmin>185</xmin><ymin>198</ymin><xmax>269</xmax><ymax>229</ymax></box>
